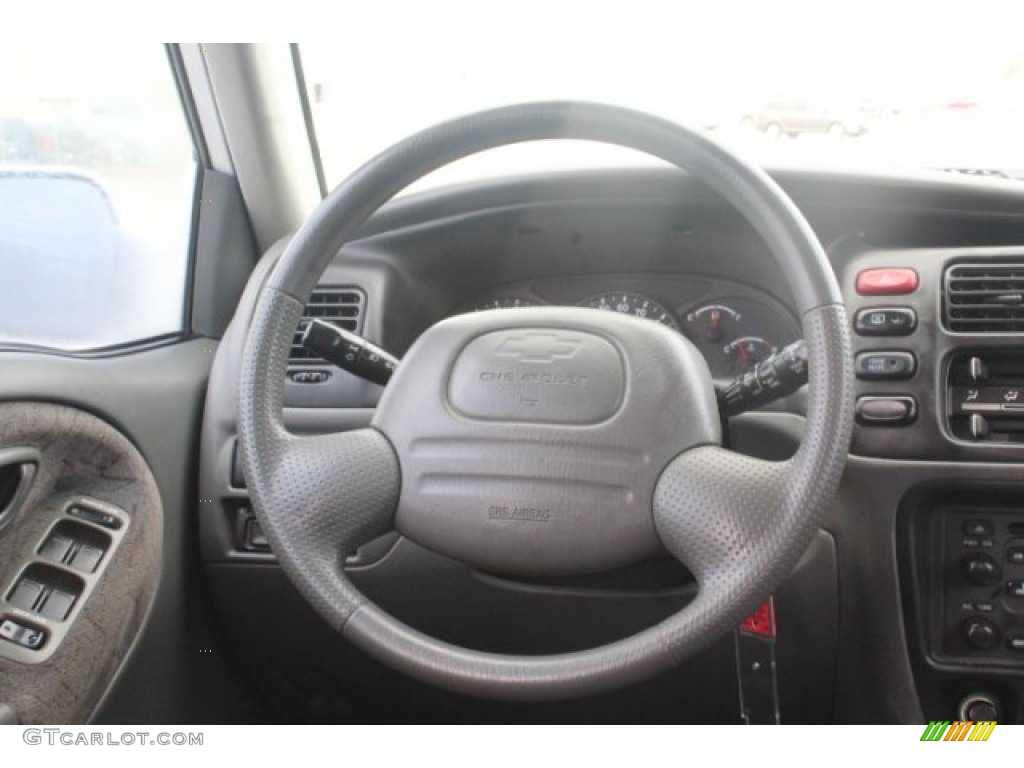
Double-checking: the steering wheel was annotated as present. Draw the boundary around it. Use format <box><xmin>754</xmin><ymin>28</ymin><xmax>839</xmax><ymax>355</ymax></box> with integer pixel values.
<box><xmin>237</xmin><ymin>102</ymin><xmax>854</xmax><ymax>701</ymax></box>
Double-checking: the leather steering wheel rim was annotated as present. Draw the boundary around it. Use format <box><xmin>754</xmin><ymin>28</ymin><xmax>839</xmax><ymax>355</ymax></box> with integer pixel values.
<box><xmin>237</xmin><ymin>101</ymin><xmax>854</xmax><ymax>701</ymax></box>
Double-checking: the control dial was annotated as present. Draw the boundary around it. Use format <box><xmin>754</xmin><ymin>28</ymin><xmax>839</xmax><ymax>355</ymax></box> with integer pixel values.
<box><xmin>961</xmin><ymin>553</ymin><xmax>999</xmax><ymax>586</ymax></box>
<box><xmin>963</xmin><ymin>616</ymin><xmax>1001</xmax><ymax>651</ymax></box>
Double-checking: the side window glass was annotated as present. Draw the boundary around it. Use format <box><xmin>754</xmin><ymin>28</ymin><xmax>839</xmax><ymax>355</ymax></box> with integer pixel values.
<box><xmin>0</xmin><ymin>44</ymin><xmax>196</xmax><ymax>351</ymax></box>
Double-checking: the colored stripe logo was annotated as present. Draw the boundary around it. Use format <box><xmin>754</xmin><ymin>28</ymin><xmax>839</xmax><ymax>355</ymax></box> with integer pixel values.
<box><xmin>920</xmin><ymin>721</ymin><xmax>996</xmax><ymax>741</ymax></box>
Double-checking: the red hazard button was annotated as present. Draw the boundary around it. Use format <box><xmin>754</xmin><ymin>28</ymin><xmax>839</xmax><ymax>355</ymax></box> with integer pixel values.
<box><xmin>855</xmin><ymin>268</ymin><xmax>919</xmax><ymax>295</ymax></box>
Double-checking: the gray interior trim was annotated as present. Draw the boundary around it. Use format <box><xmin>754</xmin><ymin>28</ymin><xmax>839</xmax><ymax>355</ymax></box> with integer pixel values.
<box><xmin>190</xmin><ymin>170</ymin><xmax>259</xmax><ymax>339</ymax></box>
<box><xmin>178</xmin><ymin>44</ymin><xmax>233</xmax><ymax>174</ymax></box>
<box><xmin>201</xmin><ymin>44</ymin><xmax>321</xmax><ymax>251</ymax></box>
<box><xmin>290</xmin><ymin>44</ymin><xmax>328</xmax><ymax>200</ymax></box>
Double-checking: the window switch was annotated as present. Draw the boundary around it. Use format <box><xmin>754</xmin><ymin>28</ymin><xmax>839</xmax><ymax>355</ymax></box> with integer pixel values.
<box><xmin>7</xmin><ymin>579</ymin><xmax>44</xmax><ymax>612</ymax></box>
<box><xmin>0</xmin><ymin>618</ymin><xmax>46</xmax><ymax>650</ymax></box>
<box><xmin>67</xmin><ymin>505</ymin><xmax>121</xmax><ymax>530</ymax></box>
<box><xmin>70</xmin><ymin>545</ymin><xmax>104</xmax><ymax>573</ymax></box>
<box><xmin>39</xmin><ymin>589</ymin><xmax>75</xmax><ymax>622</ymax></box>
<box><xmin>38</xmin><ymin>534</ymin><xmax>73</xmax><ymax>564</ymax></box>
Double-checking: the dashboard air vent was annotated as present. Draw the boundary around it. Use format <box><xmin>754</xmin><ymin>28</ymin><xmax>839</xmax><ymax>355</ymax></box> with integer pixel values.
<box><xmin>945</xmin><ymin>263</ymin><xmax>1024</xmax><ymax>333</ymax></box>
<box><xmin>290</xmin><ymin>287</ymin><xmax>365</xmax><ymax>362</ymax></box>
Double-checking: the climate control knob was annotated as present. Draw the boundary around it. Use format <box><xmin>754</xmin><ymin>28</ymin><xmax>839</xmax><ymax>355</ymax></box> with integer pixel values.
<box><xmin>963</xmin><ymin>616</ymin><xmax>1001</xmax><ymax>651</ymax></box>
<box><xmin>961</xmin><ymin>553</ymin><xmax>999</xmax><ymax>585</ymax></box>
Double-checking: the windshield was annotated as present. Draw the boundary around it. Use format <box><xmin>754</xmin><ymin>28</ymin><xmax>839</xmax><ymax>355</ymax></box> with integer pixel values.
<box><xmin>301</xmin><ymin>4</ymin><xmax>1024</xmax><ymax>192</ymax></box>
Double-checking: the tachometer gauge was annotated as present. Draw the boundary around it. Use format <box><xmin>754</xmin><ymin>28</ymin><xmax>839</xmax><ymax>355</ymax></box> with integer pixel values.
<box><xmin>683</xmin><ymin>299</ymin><xmax>791</xmax><ymax>377</ymax></box>
<box><xmin>580</xmin><ymin>292</ymin><xmax>680</xmax><ymax>330</ymax></box>
<box><xmin>475</xmin><ymin>296</ymin><xmax>540</xmax><ymax>310</ymax></box>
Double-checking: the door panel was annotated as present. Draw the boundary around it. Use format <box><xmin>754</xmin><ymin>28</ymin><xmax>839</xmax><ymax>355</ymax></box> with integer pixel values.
<box><xmin>0</xmin><ymin>341</ymin><xmax>268</xmax><ymax>724</ymax></box>
<box><xmin>0</xmin><ymin>402</ymin><xmax>162</xmax><ymax>723</ymax></box>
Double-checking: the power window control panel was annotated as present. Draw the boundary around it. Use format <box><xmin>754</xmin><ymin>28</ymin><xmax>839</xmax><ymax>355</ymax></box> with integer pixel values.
<box><xmin>0</xmin><ymin>497</ymin><xmax>128</xmax><ymax>664</ymax></box>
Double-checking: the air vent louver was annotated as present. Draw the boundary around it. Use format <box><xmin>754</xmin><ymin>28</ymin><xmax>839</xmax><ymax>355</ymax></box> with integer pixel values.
<box><xmin>290</xmin><ymin>287</ymin><xmax>365</xmax><ymax>362</ymax></box>
<box><xmin>945</xmin><ymin>264</ymin><xmax>1024</xmax><ymax>333</ymax></box>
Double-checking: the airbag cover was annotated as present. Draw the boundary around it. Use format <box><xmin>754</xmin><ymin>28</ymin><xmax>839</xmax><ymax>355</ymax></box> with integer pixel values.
<box><xmin>448</xmin><ymin>329</ymin><xmax>624</xmax><ymax>424</ymax></box>
<box><xmin>372</xmin><ymin>307</ymin><xmax>721</xmax><ymax>577</ymax></box>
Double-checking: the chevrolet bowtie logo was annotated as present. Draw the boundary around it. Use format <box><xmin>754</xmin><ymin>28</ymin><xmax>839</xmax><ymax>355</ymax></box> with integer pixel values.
<box><xmin>495</xmin><ymin>332</ymin><xmax>583</xmax><ymax>363</ymax></box>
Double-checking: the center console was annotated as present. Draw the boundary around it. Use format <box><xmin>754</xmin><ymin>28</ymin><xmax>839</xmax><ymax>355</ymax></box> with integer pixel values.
<box><xmin>839</xmin><ymin>246</ymin><xmax>1024</xmax><ymax>724</ymax></box>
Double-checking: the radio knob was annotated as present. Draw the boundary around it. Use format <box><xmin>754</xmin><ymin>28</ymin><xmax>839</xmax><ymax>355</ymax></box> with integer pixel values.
<box><xmin>961</xmin><ymin>552</ymin><xmax>999</xmax><ymax>585</ymax></box>
<box><xmin>963</xmin><ymin>617</ymin><xmax>1001</xmax><ymax>651</ymax></box>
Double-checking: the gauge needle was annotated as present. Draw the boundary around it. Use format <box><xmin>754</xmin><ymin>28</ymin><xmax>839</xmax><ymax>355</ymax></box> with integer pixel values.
<box><xmin>707</xmin><ymin>308</ymin><xmax>722</xmax><ymax>341</ymax></box>
<box><xmin>737</xmin><ymin>342</ymin><xmax>750</xmax><ymax>364</ymax></box>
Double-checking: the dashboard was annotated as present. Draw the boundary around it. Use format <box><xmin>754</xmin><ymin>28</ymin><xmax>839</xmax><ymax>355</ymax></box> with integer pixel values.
<box><xmin>199</xmin><ymin>167</ymin><xmax>1024</xmax><ymax>723</ymax></box>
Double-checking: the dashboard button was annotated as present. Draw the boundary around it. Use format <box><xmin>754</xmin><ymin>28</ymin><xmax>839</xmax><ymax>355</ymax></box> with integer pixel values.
<box><xmin>288</xmin><ymin>370</ymin><xmax>331</xmax><ymax>384</ymax></box>
<box><xmin>855</xmin><ymin>351</ymin><xmax>916</xmax><ymax>380</ymax></box>
<box><xmin>855</xmin><ymin>268</ymin><xmax>919</xmax><ymax>295</ymax></box>
<box><xmin>964</xmin><ymin>520</ymin><xmax>993</xmax><ymax>537</ymax></box>
<box><xmin>854</xmin><ymin>307</ymin><xmax>917</xmax><ymax>336</ymax></box>
<box><xmin>1007</xmin><ymin>580</ymin><xmax>1024</xmax><ymax>598</ymax></box>
<box><xmin>855</xmin><ymin>396</ymin><xmax>917</xmax><ymax>425</ymax></box>
<box><xmin>244</xmin><ymin>518</ymin><xmax>270</xmax><ymax>551</ymax></box>
<box><xmin>1007</xmin><ymin>544</ymin><xmax>1024</xmax><ymax>564</ymax></box>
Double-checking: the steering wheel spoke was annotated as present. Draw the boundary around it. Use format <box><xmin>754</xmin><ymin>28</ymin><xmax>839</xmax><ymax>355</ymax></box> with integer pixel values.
<box><xmin>265</xmin><ymin>429</ymin><xmax>399</xmax><ymax>554</ymax></box>
<box><xmin>243</xmin><ymin>426</ymin><xmax>400</xmax><ymax>625</ymax></box>
<box><xmin>653</xmin><ymin>446</ymin><xmax>789</xmax><ymax>585</ymax></box>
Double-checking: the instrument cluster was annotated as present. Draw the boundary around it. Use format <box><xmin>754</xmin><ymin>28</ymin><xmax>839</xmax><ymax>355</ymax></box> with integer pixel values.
<box><xmin>469</xmin><ymin>278</ymin><xmax>799</xmax><ymax>379</ymax></box>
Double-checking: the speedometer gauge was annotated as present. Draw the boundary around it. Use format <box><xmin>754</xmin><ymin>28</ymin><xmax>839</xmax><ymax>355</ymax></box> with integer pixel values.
<box><xmin>580</xmin><ymin>293</ymin><xmax>680</xmax><ymax>331</ymax></box>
